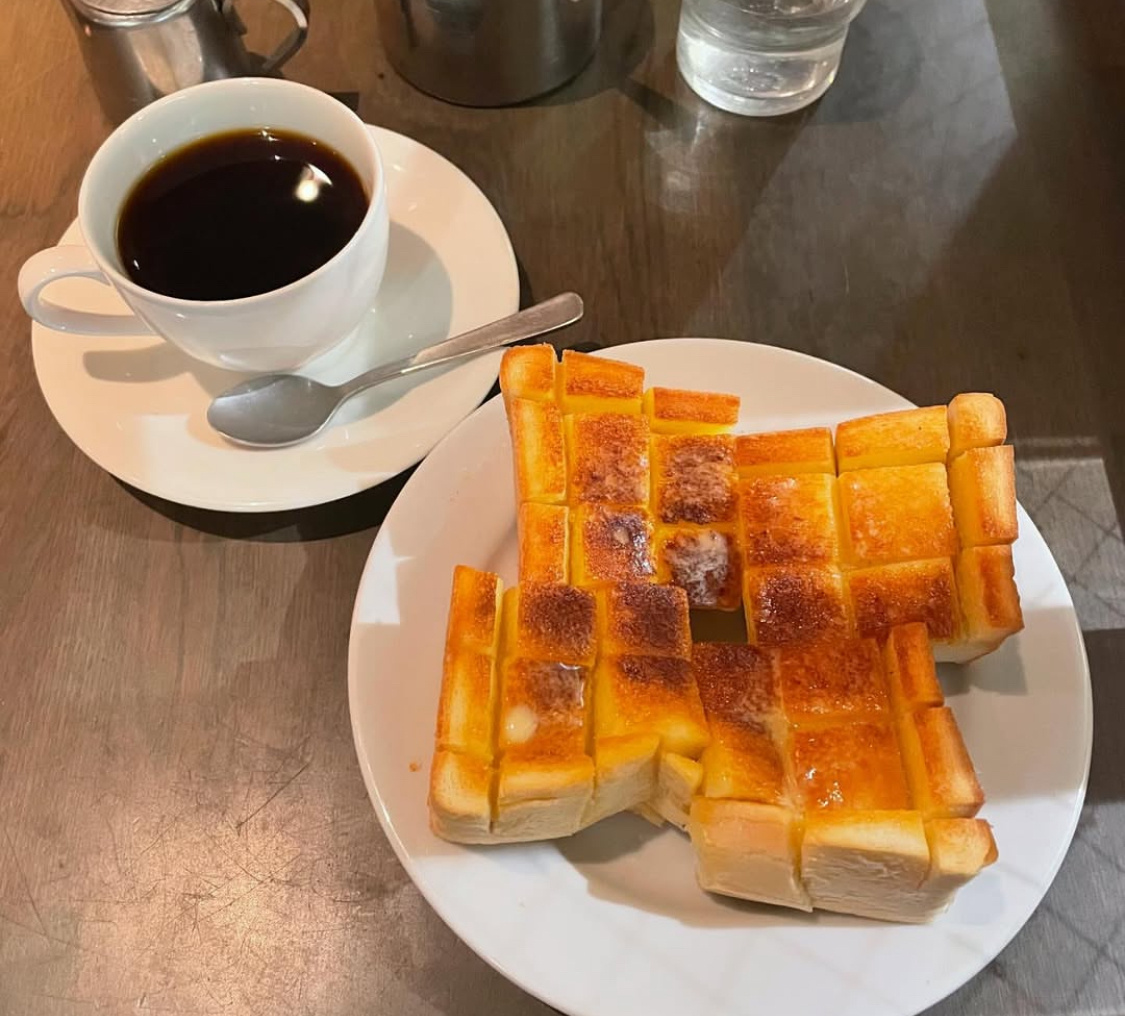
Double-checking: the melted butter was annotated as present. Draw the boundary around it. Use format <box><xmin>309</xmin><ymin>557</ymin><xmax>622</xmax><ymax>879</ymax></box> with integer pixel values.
<box><xmin>504</xmin><ymin>705</ymin><xmax>539</xmax><ymax>744</ymax></box>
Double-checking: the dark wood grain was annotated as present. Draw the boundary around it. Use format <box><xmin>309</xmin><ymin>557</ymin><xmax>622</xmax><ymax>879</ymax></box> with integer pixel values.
<box><xmin>3</xmin><ymin>1</ymin><xmax>1125</xmax><ymax>1014</ymax></box>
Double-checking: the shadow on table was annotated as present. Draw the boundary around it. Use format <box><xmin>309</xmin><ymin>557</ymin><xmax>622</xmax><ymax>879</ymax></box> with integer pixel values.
<box><xmin>118</xmin><ymin>465</ymin><xmax>416</xmax><ymax>541</ymax></box>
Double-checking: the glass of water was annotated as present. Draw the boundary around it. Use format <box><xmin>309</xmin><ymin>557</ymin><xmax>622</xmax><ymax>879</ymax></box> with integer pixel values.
<box><xmin>677</xmin><ymin>0</ymin><xmax>869</xmax><ymax>117</ymax></box>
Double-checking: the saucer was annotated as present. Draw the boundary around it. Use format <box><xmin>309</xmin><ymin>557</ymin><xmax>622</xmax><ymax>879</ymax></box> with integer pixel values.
<box><xmin>30</xmin><ymin>126</ymin><xmax>519</xmax><ymax>512</ymax></box>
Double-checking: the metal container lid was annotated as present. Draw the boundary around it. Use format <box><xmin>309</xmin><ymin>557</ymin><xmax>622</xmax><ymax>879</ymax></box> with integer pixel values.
<box><xmin>71</xmin><ymin>0</ymin><xmax>196</xmax><ymax>23</ymax></box>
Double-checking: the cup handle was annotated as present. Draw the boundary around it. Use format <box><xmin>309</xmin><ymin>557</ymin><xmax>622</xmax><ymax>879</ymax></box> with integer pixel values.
<box><xmin>18</xmin><ymin>246</ymin><xmax>154</xmax><ymax>336</ymax></box>
<box><xmin>240</xmin><ymin>0</ymin><xmax>310</xmax><ymax>74</ymax></box>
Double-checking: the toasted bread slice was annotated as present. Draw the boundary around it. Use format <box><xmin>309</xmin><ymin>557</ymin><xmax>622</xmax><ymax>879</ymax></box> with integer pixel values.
<box><xmin>595</xmin><ymin>655</ymin><xmax>709</xmax><ymax>756</ymax></box>
<box><xmin>847</xmin><ymin>558</ymin><xmax>960</xmax><ymax>645</ymax></box>
<box><xmin>693</xmin><ymin>642</ymin><xmax>782</xmax><ymax>719</ymax></box>
<box><xmin>836</xmin><ymin>406</ymin><xmax>950</xmax><ymax>471</ymax></box>
<box><xmin>735</xmin><ymin>427</ymin><xmax>835</xmax><ymax>478</ymax></box>
<box><xmin>494</xmin><ymin>756</ymin><xmax>595</xmax><ymax>841</ymax></box>
<box><xmin>882</xmin><ymin>622</ymin><xmax>944</xmax><ymax>710</ymax></box>
<box><xmin>651</xmin><ymin>434</ymin><xmax>738</xmax><ymax>526</ymax></box>
<box><xmin>429</xmin><ymin>750</ymin><xmax>494</xmax><ymax>843</ymax></box>
<box><xmin>791</xmin><ymin>720</ymin><xmax>911</xmax><ymax>812</ymax></box>
<box><xmin>435</xmin><ymin>649</ymin><xmax>497</xmax><ymax>757</ymax></box>
<box><xmin>921</xmin><ymin>818</ymin><xmax>998</xmax><ymax>900</ymax></box>
<box><xmin>518</xmin><ymin>502</ymin><xmax>569</xmax><ymax>584</ymax></box>
<box><xmin>566</xmin><ymin>412</ymin><xmax>650</xmax><ymax>506</ymax></box>
<box><xmin>446</xmin><ymin>565</ymin><xmax>503</xmax><ymax>655</ymax></box>
<box><xmin>654</xmin><ymin>526</ymin><xmax>742</xmax><ymax>610</ymax></box>
<box><xmin>643</xmin><ymin>387</ymin><xmax>740</xmax><ymax>435</ymax></box>
<box><xmin>502</xmin><ymin>583</ymin><xmax>597</xmax><ymax>666</ymax></box>
<box><xmin>498</xmin><ymin>657</ymin><xmax>589</xmax><ymax>756</ymax></box>
<box><xmin>571</xmin><ymin>504</ymin><xmax>656</xmax><ymax>588</ymax></box>
<box><xmin>739</xmin><ymin>473</ymin><xmax>843</xmax><ymax>567</ymax></box>
<box><xmin>500</xmin><ymin>344</ymin><xmax>557</xmax><ymax>405</ymax></box>
<box><xmin>651</xmin><ymin>752</ymin><xmax>704</xmax><ymax>829</ymax></box>
<box><xmin>947</xmin><ymin>393</ymin><xmax>1007</xmax><ymax>460</ymax></box>
<box><xmin>494</xmin><ymin>654</ymin><xmax>594</xmax><ymax>841</ymax></box>
<box><xmin>584</xmin><ymin>734</ymin><xmax>660</xmax><ymax>827</ymax></box>
<box><xmin>690</xmin><ymin>799</ymin><xmax>811</xmax><ymax>911</ymax></box>
<box><xmin>743</xmin><ymin>565</ymin><xmax>853</xmax><ymax>647</ymax></box>
<box><xmin>700</xmin><ymin>719</ymin><xmax>791</xmax><ymax>805</ymax></box>
<box><xmin>778</xmin><ymin>638</ymin><xmax>889</xmax><ymax>721</ymax></box>
<box><xmin>898</xmin><ymin>706</ymin><xmax>984</xmax><ymax>818</ymax></box>
<box><xmin>558</xmin><ymin>350</ymin><xmax>644</xmax><ymax>415</ymax></box>
<box><xmin>693</xmin><ymin>643</ymin><xmax>791</xmax><ymax>804</ymax></box>
<box><xmin>954</xmin><ymin>544</ymin><xmax>1024</xmax><ymax>661</ymax></box>
<box><xmin>839</xmin><ymin>464</ymin><xmax>958</xmax><ymax>566</ymax></box>
<box><xmin>800</xmin><ymin>811</ymin><xmax>931</xmax><ymax>921</ymax></box>
<box><xmin>949</xmin><ymin>445</ymin><xmax>1018</xmax><ymax>547</ymax></box>
<box><xmin>599</xmin><ymin>583</ymin><xmax>693</xmax><ymax>659</ymax></box>
<box><xmin>632</xmin><ymin>802</ymin><xmax>667</xmax><ymax>827</ymax></box>
<box><xmin>509</xmin><ymin>397</ymin><xmax>567</xmax><ymax>504</ymax></box>
<box><xmin>430</xmin><ymin>568</ymin><xmax>503</xmax><ymax>844</ymax></box>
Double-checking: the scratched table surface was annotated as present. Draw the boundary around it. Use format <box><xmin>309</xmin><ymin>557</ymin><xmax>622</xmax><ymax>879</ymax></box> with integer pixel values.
<box><xmin>3</xmin><ymin>0</ymin><xmax>1125</xmax><ymax>1013</ymax></box>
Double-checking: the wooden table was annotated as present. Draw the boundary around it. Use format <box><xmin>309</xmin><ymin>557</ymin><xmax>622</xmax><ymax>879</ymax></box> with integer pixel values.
<box><xmin>3</xmin><ymin>1</ymin><xmax>1125</xmax><ymax>1013</ymax></box>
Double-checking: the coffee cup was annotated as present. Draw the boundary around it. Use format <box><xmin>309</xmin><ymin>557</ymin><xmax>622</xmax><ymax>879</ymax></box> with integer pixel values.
<box><xmin>18</xmin><ymin>77</ymin><xmax>389</xmax><ymax>373</ymax></box>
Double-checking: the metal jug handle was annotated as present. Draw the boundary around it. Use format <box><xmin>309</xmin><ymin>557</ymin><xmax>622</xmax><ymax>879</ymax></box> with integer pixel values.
<box><xmin>222</xmin><ymin>0</ymin><xmax>310</xmax><ymax>74</ymax></box>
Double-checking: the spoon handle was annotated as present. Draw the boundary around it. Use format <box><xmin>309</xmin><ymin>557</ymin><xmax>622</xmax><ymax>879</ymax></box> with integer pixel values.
<box><xmin>333</xmin><ymin>292</ymin><xmax>584</xmax><ymax>401</ymax></box>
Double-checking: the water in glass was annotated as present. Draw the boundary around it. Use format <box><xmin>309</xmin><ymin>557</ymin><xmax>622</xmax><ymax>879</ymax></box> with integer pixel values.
<box><xmin>677</xmin><ymin>0</ymin><xmax>868</xmax><ymax>116</ymax></box>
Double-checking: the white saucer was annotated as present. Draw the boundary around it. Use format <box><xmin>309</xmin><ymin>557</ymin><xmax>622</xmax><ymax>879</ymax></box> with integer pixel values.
<box><xmin>349</xmin><ymin>340</ymin><xmax>1091</xmax><ymax>1016</ymax></box>
<box><xmin>30</xmin><ymin>126</ymin><xmax>519</xmax><ymax>512</ymax></box>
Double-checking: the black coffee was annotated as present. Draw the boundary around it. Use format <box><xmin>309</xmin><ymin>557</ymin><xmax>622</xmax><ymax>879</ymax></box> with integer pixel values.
<box><xmin>117</xmin><ymin>129</ymin><xmax>368</xmax><ymax>301</ymax></box>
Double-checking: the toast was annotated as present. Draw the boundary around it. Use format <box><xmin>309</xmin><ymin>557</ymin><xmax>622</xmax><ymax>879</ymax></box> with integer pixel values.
<box><xmin>434</xmin><ymin>351</ymin><xmax>1016</xmax><ymax>921</ymax></box>
<box><xmin>500</xmin><ymin>348</ymin><xmax>1021</xmax><ymax>659</ymax></box>
<box><xmin>734</xmin><ymin>427</ymin><xmax>835</xmax><ymax>478</ymax></box>
<box><xmin>688</xmin><ymin>628</ymin><xmax>996</xmax><ymax>921</ymax></box>
<box><xmin>429</xmin><ymin>568</ymin><xmax>996</xmax><ymax>921</ymax></box>
<box><xmin>500</xmin><ymin>346</ymin><xmax>742</xmax><ymax>611</ymax></box>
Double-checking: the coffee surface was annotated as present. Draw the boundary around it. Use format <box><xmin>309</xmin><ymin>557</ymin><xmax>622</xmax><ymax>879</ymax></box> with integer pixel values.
<box><xmin>117</xmin><ymin>129</ymin><xmax>368</xmax><ymax>301</ymax></box>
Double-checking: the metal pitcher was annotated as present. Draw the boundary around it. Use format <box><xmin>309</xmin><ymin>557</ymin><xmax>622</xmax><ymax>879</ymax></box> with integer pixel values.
<box><xmin>62</xmin><ymin>0</ymin><xmax>310</xmax><ymax>124</ymax></box>
<box><xmin>372</xmin><ymin>0</ymin><xmax>602</xmax><ymax>106</ymax></box>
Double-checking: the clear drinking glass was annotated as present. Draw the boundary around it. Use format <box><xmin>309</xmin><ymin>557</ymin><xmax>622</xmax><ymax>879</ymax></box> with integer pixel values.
<box><xmin>677</xmin><ymin>0</ymin><xmax>869</xmax><ymax>117</ymax></box>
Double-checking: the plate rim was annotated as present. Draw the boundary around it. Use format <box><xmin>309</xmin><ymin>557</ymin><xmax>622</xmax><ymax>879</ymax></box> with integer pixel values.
<box><xmin>348</xmin><ymin>336</ymin><xmax>1094</xmax><ymax>1016</ymax></box>
<box><xmin>29</xmin><ymin>124</ymin><xmax>519</xmax><ymax>513</ymax></box>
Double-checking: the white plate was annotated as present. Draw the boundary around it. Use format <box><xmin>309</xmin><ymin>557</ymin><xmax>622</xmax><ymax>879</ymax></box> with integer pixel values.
<box><xmin>30</xmin><ymin>126</ymin><xmax>518</xmax><ymax>512</ymax></box>
<box><xmin>348</xmin><ymin>340</ymin><xmax>1092</xmax><ymax>1016</ymax></box>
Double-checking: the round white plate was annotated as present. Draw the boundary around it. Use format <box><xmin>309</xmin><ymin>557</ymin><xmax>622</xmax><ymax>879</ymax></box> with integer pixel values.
<box><xmin>348</xmin><ymin>340</ymin><xmax>1092</xmax><ymax>1016</ymax></box>
<box><xmin>30</xmin><ymin>126</ymin><xmax>518</xmax><ymax>512</ymax></box>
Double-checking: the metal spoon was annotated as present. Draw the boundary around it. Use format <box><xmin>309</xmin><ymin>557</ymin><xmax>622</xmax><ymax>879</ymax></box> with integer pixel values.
<box><xmin>207</xmin><ymin>292</ymin><xmax>583</xmax><ymax>447</ymax></box>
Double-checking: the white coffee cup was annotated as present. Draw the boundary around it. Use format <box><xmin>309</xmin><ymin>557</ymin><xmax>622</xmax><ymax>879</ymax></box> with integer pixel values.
<box><xmin>18</xmin><ymin>78</ymin><xmax>389</xmax><ymax>373</ymax></box>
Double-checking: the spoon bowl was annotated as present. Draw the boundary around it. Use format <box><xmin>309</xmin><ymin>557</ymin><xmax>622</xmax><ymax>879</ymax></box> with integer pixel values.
<box><xmin>208</xmin><ymin>374</ymin><xmax>344</xmax><ymax>447</ymax></box>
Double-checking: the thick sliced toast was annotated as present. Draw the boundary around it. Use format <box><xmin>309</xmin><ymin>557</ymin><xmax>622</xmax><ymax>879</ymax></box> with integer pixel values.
<box><xmin>500</xmin><ymin>348</ymin><xmax>1021</xmax><ymax>659</ymax></box>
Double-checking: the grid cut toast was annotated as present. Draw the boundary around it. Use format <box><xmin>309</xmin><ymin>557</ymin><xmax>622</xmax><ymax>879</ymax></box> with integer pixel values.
<box><xmin>429</xmin><ymin>349</ymin><xmax>1020</xmax><ymax>920</ymax></box>
<box><xmin>688</xmin><ymin>627</ymin><xmax>996</xmax><ymax>921</ymax></box>
<box><xmin>430</xmin><ymin>571</ymin><xmax>997</xmax><ymax>921</ymax></box>
<box><xmin>501</xmin><ymin>346</ymin><xmax>742</xmax><ymax>610</ymax></box>
<box><xmin>500</xmin><ymin>346</ymin><xmax>1021</xmax><ymax>658</ymax></box>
